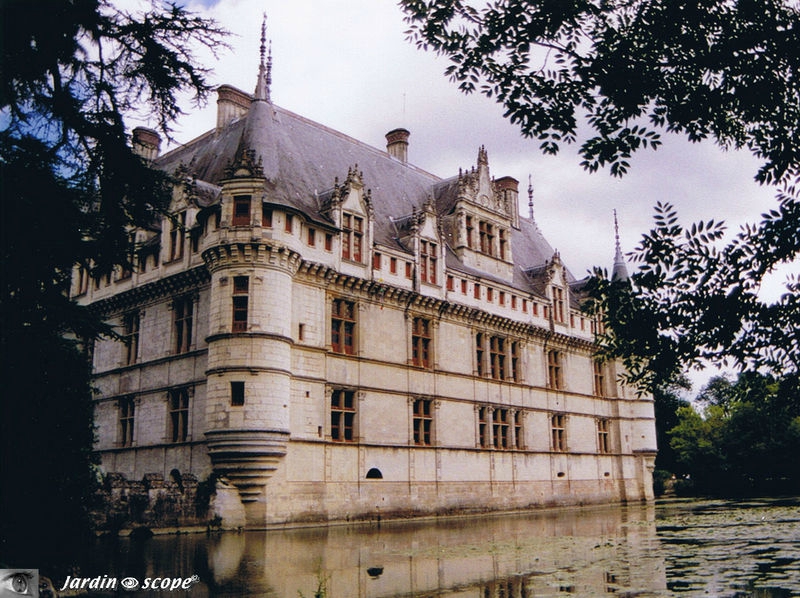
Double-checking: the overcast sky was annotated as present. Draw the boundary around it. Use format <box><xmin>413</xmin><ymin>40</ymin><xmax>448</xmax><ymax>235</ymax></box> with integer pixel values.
<box><xmin>128</xmin><ymin>0</ymin><xmax>795</xmax><ymax>389</ymax></box>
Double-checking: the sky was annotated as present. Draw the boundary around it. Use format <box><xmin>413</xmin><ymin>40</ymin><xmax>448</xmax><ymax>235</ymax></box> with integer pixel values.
<box><xmin>128</xmin><ymin>0</ymin><xmax>794</xmax><ymax>390</ymax></box>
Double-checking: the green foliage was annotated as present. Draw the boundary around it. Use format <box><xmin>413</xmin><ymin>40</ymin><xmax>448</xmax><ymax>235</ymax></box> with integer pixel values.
<box><xmin>401</xmin><ymin>0</ymin><xmax>800</xmax><ymax>184</ymax></box>
<box><xmin>667</xmin><ymin>373</ymin><xmax>800</xmax><ymax>496</ymax></box>
<box><xmin>403</xmin><ymin>1</ymin><xmax>800</xmax><ymax>390</ymax></box>
<box><xmin>586</xmin><ymin>199</ymin><xmax>799</xmax><ymax>393</ymax></box>
<box><xmin>0</xmin><ymin>0</ymin><xmax>226</xmax><ymax>569</ymax></box>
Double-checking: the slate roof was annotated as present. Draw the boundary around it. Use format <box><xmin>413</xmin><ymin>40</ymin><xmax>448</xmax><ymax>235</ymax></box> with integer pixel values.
<box><xmin>155</xmin><ymin>81</ymin><xmax>580</xmax><ymax>299</ymax></box>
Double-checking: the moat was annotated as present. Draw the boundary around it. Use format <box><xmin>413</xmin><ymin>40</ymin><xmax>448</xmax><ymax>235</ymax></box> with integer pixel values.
<box><xmin>80</xmin><ymin>497</ymin><xmax>800</xmax><ymax>597</ymax></box>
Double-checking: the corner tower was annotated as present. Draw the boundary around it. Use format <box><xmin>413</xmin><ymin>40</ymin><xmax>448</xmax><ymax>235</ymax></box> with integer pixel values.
<box><xmin>201</xmin><ymin>18</ymin><xmax>299</xmax><ymax>524</ymax></box>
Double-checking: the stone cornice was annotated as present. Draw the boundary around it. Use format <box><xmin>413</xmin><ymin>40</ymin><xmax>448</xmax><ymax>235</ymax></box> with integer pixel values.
<box><xmin>88</xmin><ymin>267</ymin><xmax>211</xmax><ymax>316</ymax></box>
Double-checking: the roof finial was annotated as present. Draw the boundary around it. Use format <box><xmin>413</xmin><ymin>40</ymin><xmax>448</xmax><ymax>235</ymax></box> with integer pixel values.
<box><xmin>612</xmin><ymin>209</ymin><xmax>629</xmax><ymax>281</ymax></box>
<box><xmin>254</xmin><ymin>14</ymin><xmax>271</xmax><ymax>102</ymax></box>
<box><xmin>527</xmin><ymin>174</ymin><xmax>535</xmax><ymax>221</ymax></box>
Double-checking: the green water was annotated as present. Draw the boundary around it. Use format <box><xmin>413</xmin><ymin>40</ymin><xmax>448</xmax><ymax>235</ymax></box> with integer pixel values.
<box><xmin>78</xmin><ymin>497</ymin><xmax>800</xmax><ymax>597</ymax></box>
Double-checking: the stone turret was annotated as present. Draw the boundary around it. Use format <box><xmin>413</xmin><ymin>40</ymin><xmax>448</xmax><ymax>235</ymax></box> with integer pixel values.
<box><xmin>201</xmin><ymin>16</ymin><xmax>298</xmax><ymax>526</ymax></box>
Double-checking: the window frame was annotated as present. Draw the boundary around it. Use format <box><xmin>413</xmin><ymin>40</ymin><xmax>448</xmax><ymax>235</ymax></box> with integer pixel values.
<box><xmin>119</xmin><ymin>396</ymin><xmax>136</xmax><ymax>447</ymax></box>
<box><xmin>168</xmin><ymin>387</ymin><xmax>190</xmax><ymax>443</ymax></box>
<box><xmin>411</xmin><ymin>317</ymin><xmax>432</xmax><ymax>369</ymax></box>
<box><xmin>331</xmin><ymin>298</ymin><xmax>356</xmax><ymax>355</ymax></box>
<box><xmin>412</xmin><ymin>398</ymin><xmax>433</xmax><ymax>446</ymax></box>
<box><xmin>331</xmin><ymin>388</ymin><xmax>356</xmax><ymax>442</ymax></box>
<box><xmin>232</xmin><ymin>276</ymin><xmax>249</xmax><ymax>333</ymax></box>
<box><xmin>173</xmin><ymin>296</ymin><xmax>194</xmax><ymax>354</ymax></box>
<box><xmin>551</xmin><ymin>413</ymin><xmax>567</xmax><ymax>452</ymax></box>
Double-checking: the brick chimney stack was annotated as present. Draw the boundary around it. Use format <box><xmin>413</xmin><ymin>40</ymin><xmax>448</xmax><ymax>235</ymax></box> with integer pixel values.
<box><xmin>216</xmin><ymin>84</ymin><xmax>251</xmax><ymax>130</ymax></box>
<box><xmin>385</xmin><ymin>128</ymin><xmax>410</xmax><ymax>163</ymax></box>
<box><xmin>132</xmin><ymin>127</ymin><xmax>161</xmax><ymax>161</ymax></box>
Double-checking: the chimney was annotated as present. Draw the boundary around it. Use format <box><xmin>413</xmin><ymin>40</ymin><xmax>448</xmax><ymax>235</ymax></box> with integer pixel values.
<box><xmin>216</xmin><ymin>84</ymin><xmax>251</xmax><ymax>130</ymax></box>
<box><xmin>385</xmin><ymin>128</ymin><xmax>410</xmax><ymax>163</ymax></box>
<box><xmin>495</xmin><ymin>176</ymin><xmax>520</xmax><ymax>228</ymax></box>
<box><xmin>132</xmin><ymin>127</ymin><xmax>161</xmax><ymax>161</ymax></box>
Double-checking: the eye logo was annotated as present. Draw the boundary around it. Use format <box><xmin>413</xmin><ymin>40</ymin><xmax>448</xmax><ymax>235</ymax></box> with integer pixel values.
<box><xmin>0</xmin><ymin>569</ymin><xmax>39</xmax><ymax>597</ymax></box>
<box><xmin>120</xmin><ymin>577</ymin><xmax>139</xmax><ymax>590</ymax></box>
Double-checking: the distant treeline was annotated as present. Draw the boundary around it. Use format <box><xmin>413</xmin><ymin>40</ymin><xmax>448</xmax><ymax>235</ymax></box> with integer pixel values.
<box><xmin>654</xmin><ymin>372</ymin><xmax>800</xmax><ymax>497</ymax></box>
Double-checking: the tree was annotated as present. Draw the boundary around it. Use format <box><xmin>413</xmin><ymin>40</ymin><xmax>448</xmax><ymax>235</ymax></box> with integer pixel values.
<box><xmin>401</xmin><ymin>1</ymin><xmax>800</xmax><ymax>393</ymax></box>
<box><xmin>668</xmin><ymin>373</ymin><xmax>800</xmax><ymax>496</ymax></box>
<box><xmin>0</xmin><ymin>0</ymin><xmax>226</xmax><ymax>570</ymax></box>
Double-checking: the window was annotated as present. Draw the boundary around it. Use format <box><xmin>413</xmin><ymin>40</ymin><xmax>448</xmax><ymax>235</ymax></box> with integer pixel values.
<box><xmin>262</xmin><ymin>205</ymin><xmax>273</xmax><ymax>227</ymax></box>
<box><xmin>461</xmin><ymin>279</ymin><xmax>468</xmax><ymax>294</ymax></box>
<box><xmin>478</xmin><ymin>406</ymin><xmax>490</xmax><ymax>448</ymax></box>
<box><xmin>412</xmin><ymin>317</ymin><xmax>432</xmax><ymax>368</ymax></box>
<box><xmin>232</xmin><ymin>276</ymin><xmax>249</xmax><ymax>332</ymax></box>
<box><xmin>522</xmin><ymin>298</ymin><xmax>527</xmax><ymax>312</ymax></box>
<box><xmin>174</xmin><ymin>296</ymin><xmax>193</xmax><ymax>354</ymax></box>
<box><xmin>390</xmin><ymin>257</ymin><xmax>397</xmax><ymax>274</ymax></box>
<box><xmin>122</xmin><ymin>312</ymin><xmax>140</xmax><ymax>365</ymax></box>
<box><xmin>232</xmin><ymin>195</ymin><xmax>251</xmax><ymax>226</ymax></box>
<box><xmin>479</xmin><ymin>221</ymin><xmax>494</xmax><ymax>255</ymax></box>
<box><xmin>489</xmin><ymin>336</ymin><xmax>505</xmax><ymax>380</ymax></box>
<box><xmin>593</xmin><ymin>361</ymin><xmax>606</xmax><ymax>397</ymax></box>
<box><xmin>487</xmin><ymin>287</ymin><xmax>493</xmax><ymax>302</ymax></box>
<box><xmin>190</xmin><ymin>228</ymin><xmax>201</xmax><ymax>253</ymax></box>
<box><xmin>75</xmin><ymin>266</ymin><xmax>89</xmax><ymax>296</ymax></box>
<box><xmin>284</xmin><ymin>213</ymin><xmax>293</xmax><ymax>233</ymax></box>
<box><xmin>476</xmin><ymin>333</ymin><xmax>485</xmax><ymax>376</ymax></box>
<box><xmin>342</xmin><ymin>213</ymin><xmax>363</xmax><ymax>262</ymax></box>
<box><xmin>547</xmin><ymin>350</ymin><xmax>562</xmax><ymax>390</ymax></box>
<box><xmin>118</xmin><ymin>232</ymin><xmax>135</xmax><ymax>280</ymax></box>
<box><xmin>598</xmin><ymin>419</ymin><xmax>610</xmax><ymax>454</ymax></box>
<box><xmin>307</xmin><ymin>228</ymin><xmax>316</xmax><ymax>246</ymax></box>
<box><xmin>493</xmin><ymin>408</ymin><xmax>510</xmax><ymax>449</ymax></box>
<box><xmin>510</xmin><ymin>341</ymin><xmax>520</xmax><ymax>382</ymax></box>
<box><xmin>169</xmin><ymin>388</ymin><xmax>189</xmax><ymax>443</ymax></box>
<box><xmin>420</xmin><ymin>240</ymin><xmax>437</xmax><ymax>284</ymax></box>
<box><xmin>499</xmin><ymin>291</ymin><xmax>505</xmax><ymax>306</ymax></box>
<box><xmin>474</xmin><ymin>283</ymin><xmax>481</xmax><ymax>299</ymax></box>
<box><xmin>413</xmin><ymin>399</ymin><xmax>433</xmax><ymax>446</ymax></box>
<box><xmin>331</xmin><ymin>389</ymin><xmax>356</xmax><ymax>442</ymax></box>
<box><xmin>446</xmin><ymin>275</ymin><xmax>454</xmax><ymax>291</ymax></box>
<box><xmin>465</xmin><ymin>215</ymin><xmax>474</xmax><ymax>248</ymax></box>
<box><xmin>331</xmin><ymin>298</ymin><xmax>356</xmax><ymax>355</ymax></box>
<box><xmin>373</xmin><ymin>252</ymin><xmax>381</xmax><ymax>270</ymax></box>
<box><xmin>511</xmin><ymin>295</ymin><xmax>517</xmax><ymax>310</ymax></box>
<box><xmin>168</xmin><ymin>212</ymin><xmax>186</xmax><ymax>262</ymax></box>
<box><xmin>499</xmin><ymin>229</ymin><xmax>508</xmax><ymax>260</ymax></box>
<box><xmin>119</xmin><ymin>397</ymin><xmax>135</xmax><ymax>447</ymax></box>
<box><xmin>551</xmin><ymin>414</ymin><xmax>566</xmax><ymax>451</ymax></box>
<box><xmin>231</xmin><ymin>381</ymin><xmax>245</xmax><ymax>406</ymax></box>
<box><xmin>553</xmin><ymin>287</ymin><xmax>566</xmax><ymax>323</ymax></box>
<box><xmin>405</xmin><ymin>262</ymin><xmax>412</xmax><ymax>278</ymax></box>
<box><xmin>514</xmin><ymin>411</ymin><xmax>523</xmax><ymax>449</ymax></box>
<box><xmin>325</xmin><ymin>233</ymin><xmax>333</xmax><ymax>251</ymax></box>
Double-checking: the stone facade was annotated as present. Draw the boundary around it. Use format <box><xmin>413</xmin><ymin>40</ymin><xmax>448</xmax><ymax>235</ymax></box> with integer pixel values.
<box><xmin>76</xmin><ymin>39</ymin><xmax>657</xmax><ymax>529</ymax></box>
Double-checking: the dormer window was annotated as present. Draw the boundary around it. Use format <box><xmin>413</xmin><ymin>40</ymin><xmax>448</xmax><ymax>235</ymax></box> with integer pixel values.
<box><xmin>466</xmin><ymin>216</ymin><xmax>474</xmax><ymax>248</ymax></box>
<box><xmin>499</xmin><ymin>230</ymin><xmax>508</xmax><ymax>260</ymax></box>
<box><xmin>168</xmin><ymin>212</ymin><xmax>186</xmax><ymax>262</ymax></box>
<box><xmin>553</xmin><ymin>287</ymin><xmax>566</xmax><ymax>323</ymax></box>
<box><xmin>342</xmin><ymin>213</ymin><xmax>363</xmax><ymax>262</ymax></box>
<box><xmin>232</xmin><ymin>195</ymin><xmax>251</xmax><ymax>226</ymax></box>
<box><xmin>420</xmin><ymin>240</ymin><xmax>437</xmax><ymax>284</ymax></box>
<box><xmin>479</xmin><ymin>221</ymin><xmax>494</xmax><ymax>255</ymax></box>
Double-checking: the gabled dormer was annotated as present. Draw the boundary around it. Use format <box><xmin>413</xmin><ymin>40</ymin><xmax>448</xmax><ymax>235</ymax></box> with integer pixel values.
<box><xmin>544</xmin><ymin>251</ymin><xmax>570</xmax><ymax>328</ymax></box>
<box><xmin>395</xmin><ymin>197</ymin><xmax>442</xmax><ymax>291</ymax></box>
<box><xmin>321</xmin><ymin>165</ymin><xmax>374</xmax><ymax>275</ymax></box>
<box><xmin>441</xmin><ymin>147</ymin><xmax>518</xmax><ymax>281</ymax></box>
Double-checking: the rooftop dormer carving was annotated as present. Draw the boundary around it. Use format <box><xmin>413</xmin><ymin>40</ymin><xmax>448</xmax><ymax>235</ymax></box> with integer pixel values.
<box><xmin>223</xmin><ymin>148</ymin><xmax>264</xmax><ymax>180</ymax></box>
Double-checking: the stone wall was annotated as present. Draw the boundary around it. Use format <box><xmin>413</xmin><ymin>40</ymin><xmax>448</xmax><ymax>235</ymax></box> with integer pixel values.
<box><xmin>92</xmin><ymin>471</ymin><xmax>208</xmax><ymax>532</ymax></box>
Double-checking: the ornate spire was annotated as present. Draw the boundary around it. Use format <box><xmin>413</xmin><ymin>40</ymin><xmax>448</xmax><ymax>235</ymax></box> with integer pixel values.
<box><xmin>612</xmin><ymin>209</ymin><xmax>629</xmax><ymax>281</ymax></box>
<box><xmin>254</xmin><ymin>14</ymin><xmax>271</xmax><ymax>102</ymax></box>
<box><xmin>527</xmin><ymin>174</ymin><xmax>535</xmax><ymax>221</ymax></box>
